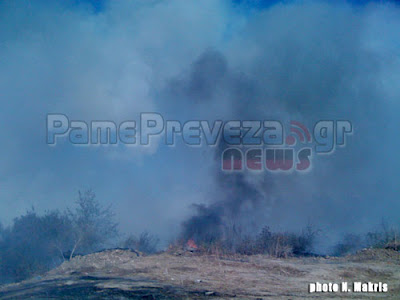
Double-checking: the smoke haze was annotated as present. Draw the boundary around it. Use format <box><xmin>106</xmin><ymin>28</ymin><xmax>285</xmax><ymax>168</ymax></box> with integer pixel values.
<box><xmin>0</xmin><ymin>0</ymin><xmax>399</xmax><ymax>252</ymax></box>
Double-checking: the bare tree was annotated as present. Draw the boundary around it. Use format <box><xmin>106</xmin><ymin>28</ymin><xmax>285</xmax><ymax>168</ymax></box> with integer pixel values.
<box><xmin>68</xmin><ymin>190</ymin><xmax>118</xmax><ymax>259</ymax></box>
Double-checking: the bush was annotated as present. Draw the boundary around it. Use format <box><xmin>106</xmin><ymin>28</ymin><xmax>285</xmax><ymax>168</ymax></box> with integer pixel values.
<box><xmin>236</xmin><ymin>235</ymin><xmax>255</xmax><ymax>255</ymax></box>
<box><xmin>178</xmin><ymin>224</ymin><xmax>318</xmax><ymax>258</ymax></box>
<box><xmin>0</xmin><ymin>190</ymin><xmax>119</xmax><ymax>283</ymax></box>
<box><xmin>366</xmin><ymin>221</ymin><xmax>400</xmax><ymax>250</ymax></box>
<box><xmin>332</xmin><ymin>222</ymin><xmax>400</xmax><ymax>257</ymax></box>
<box><xmin>251</xmin><ymin>226</ymin><xmax>317</xmax><ymax>257</ymax></box>
<box><xmin>291</xmin><ymin>224</ymin><xmax>319</xmax><ymax>255</ymax></box>
<box><xmin>123</xmin><ymin>232</ymin><xmax>159</xmax><ymax>254</ymax></box>
<box><xmin>67</xmin><ymin>190</ymin><xmax>118</xmax><ymax>258</ymax></box>
<box><xmin>0</xmin><ymin>210</ymin><xmax>70</xmax><ymax>283</ymax></box>
<box><xmin>333</xmin><ymin>234</ymin><xmax>364</xmax><ymax>256</ymax></box>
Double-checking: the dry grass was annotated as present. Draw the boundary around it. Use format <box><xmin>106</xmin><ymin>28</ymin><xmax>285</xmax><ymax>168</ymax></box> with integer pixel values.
<box><xmin>2</xmin><ymin>248</ymin><xmax>400</xmax><ymax>299</ymax></box>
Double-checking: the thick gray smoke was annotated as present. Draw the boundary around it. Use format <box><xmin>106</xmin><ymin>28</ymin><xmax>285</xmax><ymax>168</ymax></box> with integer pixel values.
<box><xmin>0</xmin><ymin>1</ymin><xmax>399</xmax><ymax>252</ymax></box>
<box><xmin>163</xmin><ymin>5</ymin><xmax>400</xmax><ymax>251</ymax></box>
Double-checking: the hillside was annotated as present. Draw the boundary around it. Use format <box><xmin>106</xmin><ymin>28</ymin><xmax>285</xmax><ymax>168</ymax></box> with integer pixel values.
<box><xmin>0</xmin><ymin>248</ymin><xmax>399</xmax><ymax>299</ymax></box>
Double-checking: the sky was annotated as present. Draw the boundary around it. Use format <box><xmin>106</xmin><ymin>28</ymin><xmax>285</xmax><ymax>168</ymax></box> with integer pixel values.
<box><xmin>0</xmin><ymin>0</ymin><xmax>399</xmax><ymax>251</ymax></box>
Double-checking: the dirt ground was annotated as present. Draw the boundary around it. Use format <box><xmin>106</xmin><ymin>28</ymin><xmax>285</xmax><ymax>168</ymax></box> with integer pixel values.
<box><xmin>0</xmin><ymin>248</ymin><xmax>399</xmax><ymax>299</ymax></box>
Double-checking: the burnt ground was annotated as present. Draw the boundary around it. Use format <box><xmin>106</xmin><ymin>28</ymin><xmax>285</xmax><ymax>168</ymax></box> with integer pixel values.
<box><xmin>0</xmin><ymin>248</ymin><xmax>400</xmax><ymax>299</ymax></box>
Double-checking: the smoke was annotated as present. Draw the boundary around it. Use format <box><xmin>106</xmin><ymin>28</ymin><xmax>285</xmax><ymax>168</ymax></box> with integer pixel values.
<box><xmin>0</xmin><ymin>0</ymin><xmax>399</xmax><ymax>252</ymax></box>
<box><xmin>167</xmin><ymin>2</ymin><xmax>400</xmax><ymax>251</ymax></box>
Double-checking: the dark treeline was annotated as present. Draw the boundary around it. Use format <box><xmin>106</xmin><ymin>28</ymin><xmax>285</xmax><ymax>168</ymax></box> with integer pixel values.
<box><xmin>0</xmin><ymin>190</ymin><xmax>158</xmax><ymax>284</ymax></box>
<box><xmin>179</xmin><ymin>215</ymin><xmax>400</xmax><ymax>257</ymax></box>
<box><xmin>0</xmin><ymin>190</ymin><xmax>398</xmax><ymax>284</ymax></box>
<box><xmin>179</xmin><ymin>219</ymin><xmax>319</xmax><ymax>257</ymax></box>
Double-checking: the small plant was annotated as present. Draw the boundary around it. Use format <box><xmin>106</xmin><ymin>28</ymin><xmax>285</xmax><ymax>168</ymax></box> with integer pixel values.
<box><xmin>366</xmin><ymin>220</ymin><xmax>400</xmax><ymax>250</ymax></box>
<box><xmin>123</xmin><ymin>232</ymin><xmax>159</xmax><ymax>254</ymax></box>
<box><xmin>333</xmin><ymin>234</ymin><xmax>364</xmax><ymax>256</ymax></box>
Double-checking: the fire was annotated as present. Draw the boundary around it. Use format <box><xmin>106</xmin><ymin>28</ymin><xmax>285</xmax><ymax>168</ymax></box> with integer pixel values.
<box><xmin>186</xmin><ymin>239</ymin><xmax>198</xmax><ymax>250</ymax></box>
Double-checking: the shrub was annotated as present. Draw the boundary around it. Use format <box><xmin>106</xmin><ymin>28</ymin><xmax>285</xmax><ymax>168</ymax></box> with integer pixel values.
<box><xmin>236</xmin><ymin>235</ymin><xmax>255</xmax><ymax>255</ymax></box>
<box><xmin>67</xmin><ymin>190</ymin><xmax>118</xmax><ymax>258</ymax></box>
<box><xmin>123</xmin><ymin>232</ymin><xmax>159</xmax><ymax>254</ymax></box>
<box><xmin>178</xmin><ymin>224</ymin><xmax>318</xmax><ymax>258</ymax></box>
<box><xmin>253</xmin><ymin>227</ymin><xmax>292</xmax><ymax>257</ymax></box>
<box><xmin>366</xmin><ymin>221</ymin><xmax>400</xmax><ymax>250</ymax></box>
<box><xmin>0</xmin><ymin>190</ymin><xmax>119</xmax><ymax>283</ymax></box>
<box><xmin>333</xmin><ymin>234</ymin><xmax>364</xmax><ymax>256</ymax></box>
<box><xmin>0</xmin><ymin>210</ymin><xmax>69</xmax><ymax>283</ymax></box>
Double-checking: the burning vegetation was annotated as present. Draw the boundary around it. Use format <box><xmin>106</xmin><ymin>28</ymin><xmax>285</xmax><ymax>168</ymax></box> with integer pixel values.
<box><xmin>1</xmin><ymin>189</ymin><xmax>400</xmax><ymax>286</ymax></box>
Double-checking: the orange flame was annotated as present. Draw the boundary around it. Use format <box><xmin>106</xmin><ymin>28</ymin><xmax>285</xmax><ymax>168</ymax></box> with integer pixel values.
<box><xmin>186</xmin><ymin>239</ymin><xmax>198</xmax><ymax>249</ymax></box>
